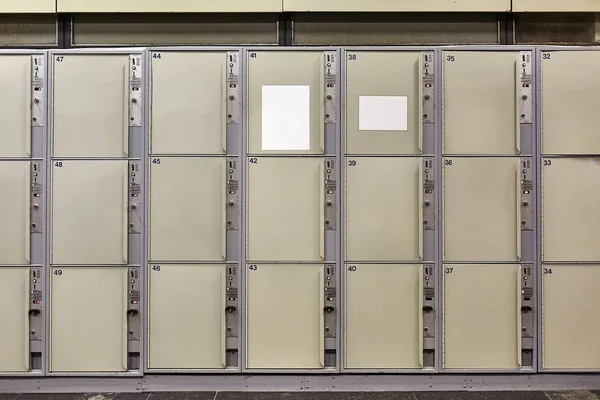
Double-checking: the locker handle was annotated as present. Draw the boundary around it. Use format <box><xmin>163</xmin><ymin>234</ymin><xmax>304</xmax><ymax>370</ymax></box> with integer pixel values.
<box><xmin>122</xmin><ymin>268</ymin><xmax>128</xmax><ymax>371</ymax></box>
<box><xmin>319</xmin><ymin>267</ymin><xmax>325</xmax><ymax>367</ymax></box>
<box><xmin>24</xmin><ymin>268</ymin><xmax>30</xmax><ymax>371</ymax></box>
<box><xmin>24</xmin><ymin>164</ymin><xmax>31</xmax><ymax>263</ymax></box>
<box><xmin>319</xmin><ymin>161</ymin><xmax>325</xmax><ymax>260</ymax></box>
<box><xmin>516</xmin><ymin>160</ymin><xmax>522</xmax><ymax>261</ymax></box>
<box><xmin>221</xmin><ymin>161</ymin><xmax>227</xmax><ymax>260</ymax></box>
<box><xmin>123</xmin><ymin>65</ymin><xmax>130</xmax><ymax>157</ymax></box>
<box><xmin>418</xmin><ymin>161</ymin><xmax>423</xmax><ymax>261</ymax></box>
<box><xmin>122</xmin><ymin>168</ymin><xmax>129</xmax><ymax>264</ymax></box>
<box><xmin>221</xmin><ymin>268</ymin><xmax>227</xmax><ymax>367</ymax></box>
<box><xmin>515</xmin><ymin>60</ymin><xmax>521</xmax><ymax>154</ymax></box>
<box><xmin>221</xmin><ymin>59</ymin><xmax>227</xmax><ymax>153</ymax></box>
<box><xmin>417</xmin><ymin>55</ymin><xmax>423</xmax><ymax>154</ymax></box>
<box><xmin>516</xmin><ymin>265</ymin><xmax>522</xmax><ymax>368</ymax></box>
<box><xmin>418</xmin><ymin>266</ymin><xmax>424</xmax><ymax>368</ymax></box>
<box><xmin>319</xmin><ymin>53</ymin><xmax>325</xmax><ymax>153</ymax></box>
<box><xmin>25</xmin><ymin>60</ymin><xmax>32</xmax><ymax>157</ymax></box>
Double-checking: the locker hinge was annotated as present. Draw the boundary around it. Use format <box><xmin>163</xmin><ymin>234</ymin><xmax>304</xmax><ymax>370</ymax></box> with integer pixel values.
<box><xmin>30</xmin><ymin>161</ymin><xmax>43</xmax><ymax>234</ymax></box>
<box><xmin>226</xmin><ymin>51</ymin><xmax>240</xmax><ymax>124</ymax></box>
<box><xmin>422</xmin><ymin>157</ymin><xmax>435</xmax><ymax>230</ymax></box>
<box><xmin>226</xmin><ymin>158</ymin><xmax>240</xmax><ymax>231</ymax></box>
<box><xmin>324</xmin><ymin>158</ymin><xmax>337</xmax><ymax>230</ymax></box>
<box><xmin>29</xmin><ymin>267</ymin><xmax>43</xmax><ymax>342</ymax></box>
<box><xmin>128</xmin><ymin>54</ymin><xmax>142</xmax><ymax>127</ymax></box>
<box><xmin>422</xmin><ymin>52</ymin><xmax>435</xmax><ymax>124</ymax></box>
<box><xmin>518</xmin><ymin>51</ymin><xmax>533</xmax><ymax>124</ymax></box>
<box><xmin>31</xmin><ymin>55</ymin><xmax>44</xmax><ymax>127</ymax></box>
<box><xmin>324</xmin><ymin>51</ymin><xmax>337</xmax><ymax>124</ymax></box>
<box><xmin>520</xmin><ymin>157</ymin><xmax>534</xmax><ymax>231</ymax></box>
<box><xmin>128</xmin><ymin>161</ymin><xmax>142</xmax><ymax>234</ymax></box>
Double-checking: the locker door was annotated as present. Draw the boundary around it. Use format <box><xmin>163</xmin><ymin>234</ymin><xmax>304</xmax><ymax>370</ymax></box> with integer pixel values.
<box><xmin>542</xmin><ymin>158</ymin><xmax>600</xmax><ymax>262</ymax></box>
<box><xmin>345</xmin><ymin>157</ymin><xmax>420</xmax><ymax>261</ymax></box>
<box><xmin>50</xmin><ymin>267</ymin><xmax>127</xmax><ymax>372</ymax></box>
<box><xmin>542</xmin><ymin>265</ymin><xmax>600</xmax><ymax>369</ymax></box>
<box><xmin>0</xmin><ymin>267</ymin><xmax>29</xmax><ymax>372</ymax></box>
<box><xmin>247</xmin><ymin>157</ymin><xmax>322</xmax><ymax>261</ymax></box>
<box><xmin>150</xmin><ymin>157</ymin><xmax>225</xmax><ymax>261</ymax></box>
<box><xmin>150</xmin><ymin>51</ymin><xmax>226</xmax><ymax>154</ymax></box>
<box><xmin>246</xmin><ymin>264</ymin><xmax>323</xmax><ymax>369</ymax></box>
<box><xmin>443</xmin><ymin>51</ymin><xmax>519</xmax><ymax>154</ymax></box>
<box><xmin>148</xmin><ymin>264</ymin><xmax>225</xmax><ymax>369</ymax></box>
<box><xmin>52</xmin><ymin>54</ymin><xmax>130</xmax><ymax>157</ymax></box>
<box><xmin>345</xmin><ymin>51</ymin><xmax>421</xmax><ymax>155</ymax></box>
<box><xmin>443</xmin><ymin>264</ymin><xmax>521</xmax><ymax>369</ymax></box>
<box><xmin>345</xmin><ymin>264</ymin><xmax>421</xmax><ymax>369</ymax></box>
<box><xmin>0</xmin><ymin>161</ymin><xmax>30</xmax><ymax>264</ymax></box>
<box><xmin>247</xmin><ymin>51</ymin><xmax>324</xmax><ymax>154</ymax></box>
<box><xmin>0</xmin><ymin>55</ymin><xmax>32</xmax><ymax>157</ymax></box>
<box><xmin>541</xmin><ymin>51</ymin><xmax>600</xmax><ymax>155</ymax></box>
<box><xmin>443</xmin><ymin>157</ymin><xmax>519</xmax><ymax>262</ymax></box>
<box><xmin>51</xmin><ymin>160</ymin><xmax>128</xmax><ymax>265</ymax></box>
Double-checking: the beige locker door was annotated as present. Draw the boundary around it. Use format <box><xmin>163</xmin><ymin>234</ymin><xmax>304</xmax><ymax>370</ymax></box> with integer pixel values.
<box><xmin>443</xmin><ymin>157</ymin><xmax>519</xmax><ymax>262</ymax></box>
<box><xmin>50</xmin><ymin>267</ymin><xmax>127</xmax><ymax>372</ymax></box>
<box><xmin>0</xmin><ymin>161</ymin><xmax>30</xmax><ymax>264</ymax></box>
<box><xmin>345</xmin><ymin>264</ymin><xmax>421</xmax><ymax>369</ymax></box>
<box><xmin>247</xmin><ymin>51</ymin><xmax>324</xmax><ymax>155</ymax></box>
<box><xmin>345</xmin><ymin>157</ymin><xmax>420</xmax><ymax>261</ymax></box>
<box><xmin>51</xmin><ymin>160</ymin><xmax>128</xmax><ymax>265</ymax></box>
<box><xmin>443</xmin><ymin>264</ymin><xmax>521</xmax><ymax>369</ymax></box>
<box><xmin>345</xmin><ymin>51</ymin><xmax>421</xmax><ymax>155</ymax></box>
<box><xmin>150</xmin><ymin>157</ymin><xmax>225</xmax><ymax>261</ymax></box>
<box><xmin>150</xmin><ymin>51</ymin><xmax>226</xmax><ymax>155</ymax></box>
<box><xmin>0</xmin><ymin>55</ymin><xmax>32</xmax><ymax>157</ymax></box>
<box><xmin>246</xmin><ymin>264</ymin><xmax>323</xmax><ymax>369</ymax></box>
<box><xmin>52</xmin><ymin>54</ymin><xmax>130</xmax><ymax>157</ymax></box>
<box><xmin>541</xmin><ymin>51</ymin><xmax>600</xmax><ymax>155</ymax></box>
<box><xmin>443</xmin><ymin>51</ymin><xmax>519</xmax><ymax>155</ymax></box>
<box><xmin>543</xmin><ymin>265</ymin><xmax>600</xmax><ymax>369</ymax></box>
<box><xmin>247</xmin><ymin>157</ymin><xmax>322</xmax><ymax>261</ymax></box>
<box><xmin>0</xmin><ymin>267</ymin><xmax>29</xmax><ymax>372</ymax></box>
<box><xmin>148</xmin><ymin>264</ymin><xmax>225</xmax><ymax>369</ymax></box>
<box><xmin>542</xmin><ymin>158</ymin><xmax>600</xmax><ymax>262</ymax></box>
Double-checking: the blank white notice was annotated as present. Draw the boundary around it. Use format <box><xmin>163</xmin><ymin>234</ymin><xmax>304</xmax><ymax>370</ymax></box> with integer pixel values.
<box><xmin>261</xmin><ymin>85</ymin><xmax>311</xmax><ymax>150</ymax></box>
<box><xmin>359</xmin><ymin>95</ymin><xmax>408</xmax><ymax>131</ymax></box>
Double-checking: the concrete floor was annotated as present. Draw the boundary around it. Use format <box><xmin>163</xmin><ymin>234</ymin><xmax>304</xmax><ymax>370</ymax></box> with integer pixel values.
<box><xmin>1</xmin><ymin>392</ymin><xmax>600</xmax><ymax>400</ymax></box>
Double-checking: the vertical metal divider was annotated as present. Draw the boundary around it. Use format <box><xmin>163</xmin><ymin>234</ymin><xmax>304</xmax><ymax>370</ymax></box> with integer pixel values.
<box><xmin>239</xmin><ymin>46</ymin><xmax>248</xmax><ymax>373</ymax></box>
<box><xmin>534</xmin><ymin>48</ymin><xmax>543</xmax><ymax>373</ymax></box>
<box><xmin>141</xmin><ymin>48</ymin><xmax>150</xmax><ymax>376</ymax></box>
<box><xmin>434</xmin><ymin>47</ymin><xmax>443</xmax><ymax>374</ymax></box>
<box><xmin>336</xmin><ymin>47</ymin><xmax>344</xmax><ymax>373</ymax></box>
<box><xmin>44</xmin><ymin>49</ymin><xmax>53</xmax><ymax>377</ymax></box>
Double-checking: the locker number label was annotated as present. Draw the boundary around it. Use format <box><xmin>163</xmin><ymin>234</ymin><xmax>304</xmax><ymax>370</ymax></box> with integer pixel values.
<box><xmin>347</xmin><ymin>265</ymin><xmax>357</xmax><ymax>271</ymax></box>
<box><xmin>53</xmin><ymin>269</ymin><xmax>63</xmax><ymax>276</ymax></box>
<box><xmin>445</xmin><ymin>267</ymin><xmax>454</xmax><ymax>274</ymax></box>
<box><xmin>248</xmin><ymin>264</ymin><xmax>258</xmax><ymax>270</ymax></box>
<box><xmin>152</xmin><ymin>265</ymin><xmax>161</xmax><ymax>271</ymax></box>
<box><xmin>152</xmin><ymin>158</ymin><xmax>161</xmax><ymax>165</ymax></box>
<box><xmin>152</xmin><ymin>53</ymin><xmax>162</xmax><ymax>59</ymax></box>
<box><xmin>249</xmin><ymin>158</ymin><xmax>258</xmax><ymax>164</ymax></box>
<box><xmin>444</xmin><ymin>159</ymin><xmax>453</xmax><ymax>166</ymax></box>
<box><xmin>347</xmin><ymin>160</ymin><xmax>357</xmax><ymax>167</ymax></box>
<box><xmin>55</xmin><ymin>161</ymin><xmax>63</xmax><ymax>167</ymax></box>
<box><xmin>543</xmin><ymin>268</ymin><xmax>553</xmax><ymax>275</ymax></box>
<box><xmin>249</xmin><ymin>53</ymin><xmax>257</xmax><ymax>58</ymax></box>
<box><xmin>446</xmin><ymin>55</ymin><xmax>455</xmax><ymax>62</ymax></box>
<box><xmin>543</xmin><ymin>159</ymin><xmax>552</xmax><ymax>166</ymax></box>
<box><xmin>542</xmin><ymin>53</ymin><xmax>551</xmax><ymax>60</ymax></box>
<box><xmin>55</xmin><ymin>56</ymin><xmax>64</xmax><ymax>62</ymax></box>
<box><xmin>348</xmin><ymin>54</ymin><xmax>357</xmax><ymax>61</ymax></box>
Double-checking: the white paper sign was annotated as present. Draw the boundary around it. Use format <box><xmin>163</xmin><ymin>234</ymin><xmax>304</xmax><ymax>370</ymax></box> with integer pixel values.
<box><xmin>358</xmin><ymin>95</ymin><xmax>408</xmax><ymax>131</ymax></box>
<box><xmin>261</xmin><ymin>85</ymin><xmax>311</xmax><ymax>150</ymax></box>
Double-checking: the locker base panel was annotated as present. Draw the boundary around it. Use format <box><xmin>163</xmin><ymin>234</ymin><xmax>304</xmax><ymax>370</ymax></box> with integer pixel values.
<box><xmin>2</xmin><ymin>375</ymin><xmax>600</xmax><ymax>392</ymax></box>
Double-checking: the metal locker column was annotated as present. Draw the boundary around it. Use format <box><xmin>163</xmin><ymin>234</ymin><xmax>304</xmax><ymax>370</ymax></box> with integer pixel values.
<box><xmin>0</xmin><ymin>267</ymin><xmax>30</xmax><ymax>372</ymax></box>
<box><xmin>50</xmin><ymin>267</ymin><xmax>128</xmax><ymax>372</ymax></box>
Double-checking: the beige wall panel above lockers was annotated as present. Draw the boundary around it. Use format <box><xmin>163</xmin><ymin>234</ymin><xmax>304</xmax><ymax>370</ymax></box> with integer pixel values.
<box><xmin>150</xmin><ymin>157</ymin><xmax>225</xmax><ymax>261</ymax></box>
<box><xmin>0</xmin><ymin>161</ymin><xmax>30</xmax><ymax>265</ymax></box>
<box><xmin>0</xmin><ymin>267</ymin><xmax>29</xmax><ymax>372</ymax></box>
<box><xmin>247</xmin><ymin>157</ymin><xmax>322</xmax><ymax>261</ymax></box>
<box><xmin>542</xmin><ymin>158</ymin><xmax>600</xmax><ymax>262</ymax></box>
<box><xmin>345</xmin><ymin>51</ymin><xmax>421</xmax><ymax>155</ymax></box>
<box><xmin>285</xmin><ymin>0</ymin><xmax>510</xmax><ymax>11</ymax></box>
<box><xmin>443</xmin><ymin>51</ymin><xmax>519</xmax><ymax>155</ymax></box>
<box><xmin>51</xmin><ymin>160</ymin><xmax>128</xmax><ymax>265</ymax></box>
<box><xmin>246</xmin><ymin>264</ymin><xmax>323</xmax><ymax>369</ymax></box>
<box><xmin>0</xmin><ymin>55</ymin><xmax>32</xmax><ymax>157</ymax></box>
<box><xmin>50</xmin><ymin>267</ymin><xmax>127</xmax><ymax>372</ymax></box>
<box><xmin>345</xmin><ymin>157</ymin><xmax>420</xmax><ymax>261</ymax></box>
<box><xmin>247</xmin><ymin>51</ymin><xmax>326</xmax><ymax>155</ymax></box>
<box><xmin>0</xmin><ymin>0</ymin><xmax>55</xmax><ymax>12</ymax></box>
<box><xmin>148</xmin><ymin>264</ymin><xmax>226</xmax><ymax>369</ymax></box>
<box><xmin>443</xmin><ymin>157</ymin><xmax>519</xmax><ymax>262</ymax></box>
<box><xmin>543</xmin><ymin>265</ymin><xmax>600</xmax><ymax>369</ymax></box>
<box><xmin>443</xmin><ymin>264</ymin><xmax>521</xmax><ymax>370</ymax></box>
<box><xmin>150</xmin><ymin>51</ymin><xmax>227</xmax><ymax>155</ymax></box>
<box><xmin>514</xmin><ymin>0</ymin><xmax>600</xmax><ymax>11</ymax></box>
<box><xmin>541</xmin><ymin>51</ymin><xmax>600</xmax><ymax>154</ymax></box>
<box><xmin>345</xmin><ymin>264</ymin><xmax>421</xmax><ymax>369</ymax></box>
<box><xmin>52</xmin><ymin>54</ymin><xmax>130</xmax><ymax>158</ymax></box>
<box><xmin>58</xmin><ymin>0</ymin><xmax>282</xmax><ymax>12</ymax></box>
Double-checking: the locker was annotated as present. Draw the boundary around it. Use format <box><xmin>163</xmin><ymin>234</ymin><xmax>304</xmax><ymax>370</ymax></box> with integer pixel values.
<box><xmin>345</xmin><ymin>51</ymin><xmax>421</xmax><ymax>155</ymax></box>
<box><xmin>247</xmin><ymin>157</ymin><xmax>322</xmax><ymax>261</ymax></box>
<box><xmin>542</xmin><ymin>265</ymin><xmax>600</xmax><ymax>369</ymax></box>
<box><xmin>148</xmin><ymin>264</ymin><xmax>225</xmax><ymax>369</ymax></box>
<box><xmin>344</xmin><ymin>264</ymin><xmax>421</xmax><ymax>369</ymax></box>
<box><xmin>149</xmin><ymin>157</ymin><xmax>225</xmax><ymax>261</ymax></box>
<box><xmin>541</xmin><ymin>51</ymin><xmax>600</xmax><ymax>155</ymax></box>
<box><xmin>150</xmin><ymin>52</ymin><xmax>227</xmax><ymax>155</ymax></box>
<box><xmin>542</xmin><ymin>158</ymin><xmax>600</xmax><ymax>262</ymax></box>
<box><xmin>443</xmin><ymin>51</ymin><xmax>519</xmax><ymax>155</ymax></box>
<box><xmin>0</xmin><ymin>55</ymin><xmax>32</xmax><ymax>157</ymax></box>
<box><xmin>443</xmin><ymin>264</ymin><xmax>521</xmax><ymax>369</ymax></box>
<box><xmin>50</xmin><ymin>267</ymin><xmax>127</xmax><ymax>372</ymax></box>
<box><xmin>443</xmin><ymin>157</ymin><xmax>519</xmax><ymax>262</ymax></box>
<box><xmin>247</xmin><ymin>51</ymin><xmax>325</xmax><ymax>155</ymax></box>
<box><xmin>0</xmin><ymin>161</ymin><xmax>30</xmax><ymax>265</ymax></box>
<box><xmin>51</xmin><ymin>160</ymin><xmax>128</xmax><ymax>265</ymax></box>
<box><xmin>345</xmin><ymin>157</ymin><xmax>420</xmax><ymax>261</ymax></box>
<box><xmin>0</xmin><ymin>267</ymin><xmax>29</xmax><ymax>372</ymax></box>
<box><xmin>246</xmin><ymin>264</ymin><xmax>323</xmax><ymax>369</ymax></box>
<box><xmin>52</xmin><ymin>54</ymin><xmax>130</xmax><ymax>157</ymax></box>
